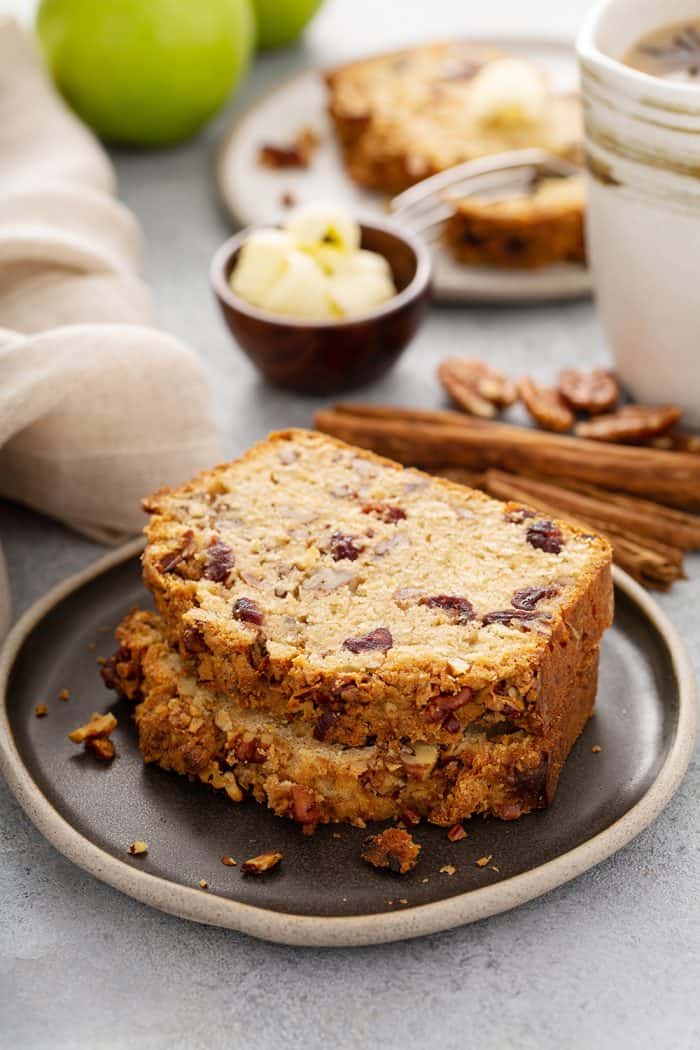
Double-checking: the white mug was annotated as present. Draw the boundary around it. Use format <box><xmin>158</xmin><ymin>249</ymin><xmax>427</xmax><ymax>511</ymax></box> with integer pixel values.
<box><xmin>577</xmin><ymin>0</ymin><xmax>700</xmax><ymax>426</ymax></box>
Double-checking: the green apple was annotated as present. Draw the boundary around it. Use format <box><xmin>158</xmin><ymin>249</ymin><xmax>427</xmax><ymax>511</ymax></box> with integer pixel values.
<box><xmin>252</xmin><ymin>0</ymin><xmax>324</xmax><ymax>49</ymax></box>
<box><xmin>36</xmin><ymin>0</ymin><xmax>256</xmax><ymax>147</ymax></box>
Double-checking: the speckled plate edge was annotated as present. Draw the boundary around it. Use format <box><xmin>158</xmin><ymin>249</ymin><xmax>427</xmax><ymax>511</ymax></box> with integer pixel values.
<box><xmin>216</xmin><ymin>36</ymin><xmax>593</xmax><ymax>304</ymax></box>
<box><xmin>0</xmin><ymin>538</ymin><xmax>696</xmax><ymax>947</ymax></box>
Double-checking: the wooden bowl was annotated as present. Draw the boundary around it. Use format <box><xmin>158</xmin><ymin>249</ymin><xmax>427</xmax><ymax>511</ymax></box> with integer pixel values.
<box><xmin>210</xmin><ymin>217</ymin><xmax>431</xmax><ymax>395</ymax></box>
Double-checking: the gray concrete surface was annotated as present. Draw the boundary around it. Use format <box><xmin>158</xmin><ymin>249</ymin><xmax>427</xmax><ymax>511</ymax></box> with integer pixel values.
<box><xmin>0</xmin><ymin>2</ymin><xmax>698</xmax><ymax>1047</ymax></box>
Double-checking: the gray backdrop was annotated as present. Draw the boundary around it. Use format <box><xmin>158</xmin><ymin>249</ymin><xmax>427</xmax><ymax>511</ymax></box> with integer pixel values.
<box><xmin>1</xmin><ymin>2</ymin><xmax>698</xmax><ymax>1047</ymax></box>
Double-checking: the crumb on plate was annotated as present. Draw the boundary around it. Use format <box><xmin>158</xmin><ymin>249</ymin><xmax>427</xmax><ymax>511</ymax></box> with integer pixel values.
<box><xmin>68</xmin><ymin>711</ymin><xmax>117</xmax><ymax>744</ymax></box>
<box><xmin>361</xmin><ymin>828</ymin><xmax>420</xmax><ymax>875</ymax></box>
<box><xmin>241</xmin><ymin>851</ymin><xmax>283</xmax><ymax>876</ymax></box>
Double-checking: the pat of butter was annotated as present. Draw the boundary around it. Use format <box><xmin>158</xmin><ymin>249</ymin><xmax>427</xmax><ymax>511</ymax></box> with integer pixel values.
<box><xmin>230</xmin><ymin>229</ymin><xmax>295</xmax><ymax>307</ymax></box>
<box><xmin>263</xmin><ymin>250</ymin><xmax>336</xmax><ymax>320</ymax></box>
<box><xmin>469</xmin><ymin>58</ymin><xmax>548</xmax><ymax>128</ymax></box>
<box><xmin>286</xmin><ymin>202</ymin><xmax>360</xmax><ymax>254</ymax></box>
<box><xmin>327</xmin><ymin>248</ymin><xmax>396</xmax><ymax>314</ymax></box>
<box><xmin>328</xmin><ymin>268</ymin><xmax>397</xmax><ymax>316</ymax></box>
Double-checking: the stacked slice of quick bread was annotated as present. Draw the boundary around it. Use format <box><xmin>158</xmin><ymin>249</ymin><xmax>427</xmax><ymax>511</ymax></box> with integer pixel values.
<box><xmin>104</xmin><ymin>429</ymin><xmax>613</xmax><ymax>832</ymax></box>
<box><xmin>443</xmin><ymin>175</ymin><xmax>586</xmax><ymax>269</ymax></box>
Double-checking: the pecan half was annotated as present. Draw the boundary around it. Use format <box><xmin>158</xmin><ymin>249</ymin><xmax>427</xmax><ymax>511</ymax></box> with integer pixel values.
<box><xmin>361</xmin><ymin>828</ymin><xmax>421</xmax><ymax>875</ymax></box>
<box><xmin>438</xmin><ymin>357</ymin><xmax>517</xmax><ymax>418</ymax></box>
<box><xmin>574</xmin><ymin>404</ymin><xmax>682</xmax><ymax>443</ymax></box>
<box><xmin>558</xmin><ymin>368</ymin><xmax>619</xmax><ymax>414</ymax></box>
<box><xmin>519</xmin><ymin>377</ymin><xmax>574</xmax><ymax>432</ymax></box>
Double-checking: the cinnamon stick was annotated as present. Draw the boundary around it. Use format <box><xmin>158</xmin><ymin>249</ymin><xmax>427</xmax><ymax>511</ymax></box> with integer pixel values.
<box><xmin>316</xmin><ymin>405</ymin><xmax>700</xmax><ymax>511</ymax></box>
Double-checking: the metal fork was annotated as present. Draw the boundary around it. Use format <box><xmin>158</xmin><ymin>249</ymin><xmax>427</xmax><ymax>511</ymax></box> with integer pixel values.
<box><xmin>389</xmin><ymin>148</ymin><xmax>581</xmax><ymax>241</ymax></box>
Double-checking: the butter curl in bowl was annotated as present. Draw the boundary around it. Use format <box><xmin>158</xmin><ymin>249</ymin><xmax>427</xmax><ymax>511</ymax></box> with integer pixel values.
<box><xmin>210</xmin><ymin>203</ymin><xmax>431</xmax><ymax>394</ymax></box>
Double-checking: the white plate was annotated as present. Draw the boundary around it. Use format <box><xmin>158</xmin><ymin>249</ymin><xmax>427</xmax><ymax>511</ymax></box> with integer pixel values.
<box><xmin>217</xmin><ymin>38</ymin><xmax>591</xmax><ymax>304</ymax></box>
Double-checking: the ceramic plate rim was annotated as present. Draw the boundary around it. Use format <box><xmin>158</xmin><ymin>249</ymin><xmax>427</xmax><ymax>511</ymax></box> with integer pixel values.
<box><xmin>0</xmin><ymin>538</ymin><xmax>696</xmax><ymax>947</ymax></box>
<box><xmin>216</xmin><ymin>35</ymin><xmax>592</xmax><ymax>304</ymax></box>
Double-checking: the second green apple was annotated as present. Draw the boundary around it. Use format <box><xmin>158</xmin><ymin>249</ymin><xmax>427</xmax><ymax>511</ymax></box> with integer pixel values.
<box><xmin>252</xmin><ymin>0</ymin><xmax>324</xmax><ymax>49</ymax></box>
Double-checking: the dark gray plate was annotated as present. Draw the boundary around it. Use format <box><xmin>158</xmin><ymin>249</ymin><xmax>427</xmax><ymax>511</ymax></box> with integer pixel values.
<box><xmin>0</xmin><ymin>541</ymin><xmax>695</xmax><ymax>946</ymax></box>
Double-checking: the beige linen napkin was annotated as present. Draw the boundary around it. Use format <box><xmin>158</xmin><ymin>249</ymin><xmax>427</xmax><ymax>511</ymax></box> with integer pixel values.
<box><xmin>0</xmin><ymin>17</ymin><xmax>114</xmax><ymax>195</ymax></box>
<box><xmin>0</xmin><ymin>19</ymin><xmax>225</xmax><ymax>638</ymax></box>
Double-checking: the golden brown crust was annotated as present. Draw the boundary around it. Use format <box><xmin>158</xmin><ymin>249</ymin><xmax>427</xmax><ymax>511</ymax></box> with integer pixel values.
<box><xmin>106</xmin><ymin>609</ymin><xmax>600</xmax><ymax>828</ymax></box>
<box><xmin>140</xmin><ymin>429</ymin><xmax>613</xmax><ymax>750</ymax></box>
<box><xmin>444</xmin><ymin>175</ymin><xmax>586</xmax><ymax>269</ymax></box>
